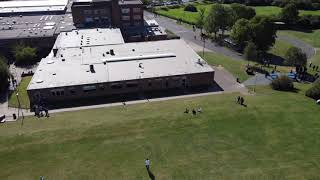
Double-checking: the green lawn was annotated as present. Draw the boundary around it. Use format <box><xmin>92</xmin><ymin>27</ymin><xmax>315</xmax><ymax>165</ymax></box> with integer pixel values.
<box><xmin>200</xmin><ymin>51</ymin><xmax>250</xmax><ymax>81</ymax></box>
<box><xmin>269</xmin><ymin>39</ymin><xmax>294</xmax><ymax>58</ymax></box>
<box><xmin>8</xmin><ymin>76</ymin><xmax>32</xmax><ymax>109</ymax></box>
<box><xmin>278</xmin><ymin>30</ymin><xmax>320</xmax><ymax>65</ymax></box>
<box><xmin>0</xmin><ymin>83</ymin><xmax>320</xmax><ymax>179</ymax></box>
<box><xmin>155</xmin><ymin>4</ymin><xmax>320</xmax><ymax>25</ymax></box>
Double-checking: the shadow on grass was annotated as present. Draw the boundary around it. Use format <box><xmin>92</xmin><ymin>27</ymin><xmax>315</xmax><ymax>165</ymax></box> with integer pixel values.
<box><xmin>265</xmin><ymin>53</ymin><xmax>285</xmax><ymax>66</ymax></box>
<box><xmin>147</xmin><ymin>168</ymin><xmax>155</xmax><ymax>180</ymax></box>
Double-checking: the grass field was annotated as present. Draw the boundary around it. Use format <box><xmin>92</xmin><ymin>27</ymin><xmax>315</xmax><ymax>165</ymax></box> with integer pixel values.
<box><xmin>8</xmin><ymin>76</ymin><xmax>32</xmax><ymax>109</ymax></box>
<box><xmin>278</xmin><ymin>30</ymin><xmax>320</xmax><ymax>65</ymax></box>
<box><xmin>269</xmin><ymin>39</ymin><xmax>294</xmax><ymax>58</ymax></box>
<box><xmin>0</xmin><ymin>83</ymin><xmax>319</xmax><ymax>179</ymax></box>
<box><xmin>155</xmin><ymin>4</ymin><xmax>320</xmax><ymax>25</ymax></box>
<box><xmin>200</xmin><ymin>52</ymin><xmax>250</xmax><ymax>81</ymax></box>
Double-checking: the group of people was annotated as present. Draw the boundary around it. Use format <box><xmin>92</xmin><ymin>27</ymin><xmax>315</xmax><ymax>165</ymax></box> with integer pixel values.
<box><xmin>236</xmin><ymin>96</ymin><xmax>245</xmax><ymax>106</ymax></box>
<box><xmin>33</xmin><ymin>105</ymin><xmax>49</xmax><ymax>118</ymax></box>
<box><xmin>184</xmin><ymin>107</ymin><xmax>202</xmax><ymax>115</ymax></box>
<box><xmin>309</xmin><ymin>63</ymin><xmax>319</xmax><ymax>72</ymax></box>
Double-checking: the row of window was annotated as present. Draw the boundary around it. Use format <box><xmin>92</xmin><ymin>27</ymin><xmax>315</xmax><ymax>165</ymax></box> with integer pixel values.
<box><xmin>121</xmin><ymin>8</ymin><xmax>141</xmax><ymax>14</ymax></box>
<box><xmin>49</xmin><ymin>79</ymin><xmax>186</xmax><ymax>96</ymax></box>
<box><xmin>122</xmin><ymin>15</ymin><xmax>141</xmax><ymax>21</ymax></box>
<box><xmin>83</xmin><ymin>9</ymin><xmax>108</xmax><ymax>15</ymax></box>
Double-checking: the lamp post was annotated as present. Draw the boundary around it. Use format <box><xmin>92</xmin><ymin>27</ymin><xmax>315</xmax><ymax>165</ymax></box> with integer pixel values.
<box><xmin>16</xmin><ymin>93</ymin><xmax>24</xmax><ymax>126</ymax></box>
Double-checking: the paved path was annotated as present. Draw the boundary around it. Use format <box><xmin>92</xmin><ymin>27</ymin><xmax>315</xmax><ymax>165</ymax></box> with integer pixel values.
<box><xmin>144</xmin><ymin>11</ymin><xmax>245</xmax><ymax>60</ymax></box>
<box><xmin>277</xmin><ymin>34</ymin><xmax>316</xmax><ymax>59</ymax></box>
<box><xmin>243</xmin><ymin>74</ymin><xmax>272</xmax><ymax>86</ymax></box>
<box><xmin>145</xmin><ymin>11</ymin><xmax>316</xmax><ymax>61</ymax></box>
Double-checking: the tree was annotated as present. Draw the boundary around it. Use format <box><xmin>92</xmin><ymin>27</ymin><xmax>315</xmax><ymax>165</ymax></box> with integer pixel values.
<box><xmin>306</xmin><ymin>80</ymin><xmax>320</xmax><ymax>100</ymax></box>
<box><xmin>230</xmin><ymin>3</ymin><xmax>256</xmax><ymax>24</ymax></box>
<box><xmin>184</xmin><ymin>4</ymin><xmax>197</xmax><ymax>12</ymax></box>
<box><xmin>249</xmin><ymin>16</ymin><xmax>277</xmax><ymax>52</ymax></box>
<box><xmin>244</xmin><ymin>41</ymin><xmax>258</xmax><ymax>62</ymax></box>
<box><xmin>142</xmin><ymin>0</ymin><xmax>151</xmax><ymax>5</ymax></box>
<box><xmin>284</xmin><ymin>47</ymin><xmax>307</xmax><ymax>67</ymax></box>
<box><xmin>196</xmin><ymin>7</ymin><xmax>206</xmax><ymax>33</ymax></box>
<box><xmin>230</xmin><ymin>18</ymin><xmax>251</xmax><ymax>49</ymax></box>
<box><xmin>0</xmin><ymin>56</ymin><xmax>9</xmax><ymax>92</ymax></box>
<box><xmin>12</xmin><ymin>44</ymin><xmax>37</xmax><ymax>66</ymax></box>
<box><xmin>204</xmin><ymin>4</ymin><xmax>232</xmax><ymax>38</ymax></box>
<box><xmin>280</xmin><ymin>3</ymin><xmax>299</xmax><ymax>24</ymax></box>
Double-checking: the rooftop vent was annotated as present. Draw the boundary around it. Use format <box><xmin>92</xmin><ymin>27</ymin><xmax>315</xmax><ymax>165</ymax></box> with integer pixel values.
<box><xmin>110</xmin><ymin>49</ymin><xmax>115</xmax><ymax>56</ymax></box>
<box><xmin>65</xmin><ymin>32</ymin><xmax>68</xmax><ymax>35</ymax></box>
<box><xmin>53</xmin><ymin>48</ymin><xmax>58</xmax><ymax>57</ymax></box>
<box><xmin>90</xmin><ymin>64</ymin><xmax>95</xmax><ymax>73</ymax></box>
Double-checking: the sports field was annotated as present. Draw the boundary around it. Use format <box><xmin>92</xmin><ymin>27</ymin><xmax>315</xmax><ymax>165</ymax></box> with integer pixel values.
<box><xmin>0</xmin><ymin>83</ymin><xmax>319</xmax><ymax>179</ymax></box>
<box><xmin>155</xmin><ymin>4</ymin><xmax>320</xmax><ymax>24</ymax></box>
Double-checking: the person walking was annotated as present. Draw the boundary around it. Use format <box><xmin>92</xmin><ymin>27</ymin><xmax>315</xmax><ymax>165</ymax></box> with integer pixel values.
<box><xmin>236</xmin><ymin>96</ymin><xmax>240</xmax><ymax>104</ymax></box>
<box><xmin>145</xmin><ymin>158</ymin><xmax>150</xmax><ymax>170</ymax></box>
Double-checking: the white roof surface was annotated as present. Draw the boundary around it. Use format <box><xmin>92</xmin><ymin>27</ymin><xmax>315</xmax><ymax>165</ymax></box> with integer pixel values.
<box><xmin>54</xmin><ymin>28</ymin><xmax>125</xmax><ymax>48</ymax></box>
<box><xmin>28</xmin><ymin>35</ymin><xmax>213</xmax><ymax>90</ymax></box>
<box><xmin>0</xmin><ymin>0</ymin><xmax>68</xmax><ymax>13</ymax></box>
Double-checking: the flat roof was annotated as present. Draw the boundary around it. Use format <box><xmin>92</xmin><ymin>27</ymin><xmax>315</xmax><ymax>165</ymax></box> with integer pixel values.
<box><xmin>119</xmin><ymin>0</ymin><xmax>143</xmax><ymax>5</ymax></box>
<box><xmin>28</xmin><ymin>38</ymin><xmax>214</xmax><ymax>90</ymax></box>
<box><xmin>0</xmin><ymin>0</ymin><xmax>68</xmax><ymax>13</ymax></box>
<box><xmin>0</xmin><ymin>13</ymin><xmax>75</xmax><ymax>40</ymax></box>
<box><xmin>54</xmin><ymin>28</ymin><xmax>125</xmax><ymax>48</ymax></box>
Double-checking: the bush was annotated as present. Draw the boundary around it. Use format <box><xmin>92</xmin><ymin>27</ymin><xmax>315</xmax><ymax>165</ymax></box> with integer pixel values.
<box><xmin>169</xmin><ymin>4</ymin><xmax>181</xmax><ymax>9</ymax></box>
<box><xmin>284</xmin><ymin>47</ymin><xmax>307</xmax><ymax>67</ymax></box>
<box><xmin>160</xmin><ymin>7</ymin><xmax>169</xmax><ymax>11</ymax></box>
<box><xmin>184</xmin><ymin>4</ymin><xmax>197</xmax><ymax>12</ymax></box>
<box><xmin>271</xmin><ymin>75</ymin><xmax>294</xmax><ymax>91</ymax></box>
<box><xmin>306</xmin><ymin>81</ymin><xmax>320</xmax><ymax>100</ymax></box>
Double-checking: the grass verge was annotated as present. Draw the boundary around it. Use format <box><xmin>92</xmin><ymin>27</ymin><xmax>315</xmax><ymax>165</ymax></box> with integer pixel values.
<box><xmin>8</xmin><ymin>76</ymin><xmax>32</xmax><ymax>109</ymax></box>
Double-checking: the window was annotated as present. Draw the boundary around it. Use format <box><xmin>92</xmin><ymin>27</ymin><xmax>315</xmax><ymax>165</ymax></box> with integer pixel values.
<box><xmin>51</xmin><ymin>89</ymin><xmax>64</xmax><ymax>96</ymax></box>
<box><xmin>99</xmin><ymin>84</ymin><xmax>105</xmax><ymax>90</ymax></box>
<box><xmin>94</xmin><ymin>10</ymin><xmax>99</xmax><ymax>15</ymax></box>
<box><xmin>133</xmin><ymin>8</ymin><xmax>141</xmax><ymax>13</ymax></box>
<box><xmin>51</xmin><ymin>91</ymin><xmax>56</xmax><ymax>96</ymax></box>
<box><xmin>126</xmin><ymin>82</ymin><xmax>138</xmax><ymax>88</ymax></box>
<box><xmin>134</xmin><ymin>21</ymin><xmax>141</xmax><ymax>26</ymax></box>
<box><xmin>133</xmin><ymin>15</ymin><xmax>141</xmax><ymax>20</ymax></box>
<box><xmin>83</xmin><ymin>10</ymin><xmax>92</xmax><ymax>15</ymax></box>
<box><xmin>99</xmin><ymin>9</ymin><xmax>107</xmax><ymax>14</ymax></box>
<box><xmin>122</xmin><ymin>23</ymin><xmax>130</xmax><ymax>27</ymax></box>
<box><xmin>122</xmin><ymin>16</ymin><xmax>130</xmax><ymax>21</ymax></box>
<box><xmin>83</xmin><ymin>85</ymin><xmax>96</xmax><ymax>92</ymax></box>
<box><xmin>148</xmin><ymin>82</ymin><xmax>152</xmax><ymax>87</ymax></box>
<box><xmin>121</xmin><ymin>8</ymin><xmax>130</xmax><ymax>14</ymax></box>
<box><xmin>56</xmin><ymin>91</ymin><xmax>61</xmax><ymax>96</ymax></box>
<box><xmin>110</xmin><ymin>83</ymin><xmax>123</xmax><ymax>89</ymax></box>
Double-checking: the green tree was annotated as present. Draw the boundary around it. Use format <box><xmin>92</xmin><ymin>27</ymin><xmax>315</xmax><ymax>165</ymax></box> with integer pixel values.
<box><xmin>0</xmin><ymin>56</ymin><xmax>9</xmax><ymax>92</ymax></box>
<box><xmin>204</xmin><ymin>4</ymin><xmax>232</xmax><ymax>38</ymax></box>
<box><xmin>230</xmin><ymin>3</ymin><xmax>256</xmax><ymax>25</ymax></box>
<box><xmin>13</xmin><ymin>44</ymin><xmax>37</xmax><ymax>66</ymax></box>
<box><xmin>250</xmin><ymin>16</ymin><xmax>277</xmax><ymax>52</ymax></box>
<box><xmin>284</xmin><ymin>47</ymin><xmax>307</xmax><ymax>67</ymax></box>
<box><xmin>196</xmin><ymin>7</ymin><xmax>206</xmax><ymax>33</ymax></box>
<box><xmin>142</xmin><ymin>0</ymin><xmax>151</xmax><ymax>5</ymax></box>
<box><xmin>244</xmin><ymin>41</ymin><xmax>258</xmax><ymax>62</ymax></box>
<box><xmin>280</xmin><ymin>3</ymin><xmax>299</xmax><ymax>24</ymax></box>
<box><xmin>230</xmin><ymin>18</ymin><xmax>251</xmax><ymax>49</ymax></box>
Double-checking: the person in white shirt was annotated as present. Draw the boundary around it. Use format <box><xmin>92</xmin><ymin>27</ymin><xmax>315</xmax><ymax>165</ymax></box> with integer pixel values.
<box><xmin>145</xmin><ymin>158</ymin><xmax>150</xmax><ymax>170</ymax></box>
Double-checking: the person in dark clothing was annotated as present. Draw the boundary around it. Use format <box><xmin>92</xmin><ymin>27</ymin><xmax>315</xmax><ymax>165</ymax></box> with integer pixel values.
<box><xmin>240</xmin><ymin>97</ymin><xmax>244</xmax><ymax>105</ymax></box>
<box><xmin>237</xmin><ymin>96</ymin><xmax>241</xmax><ymax>104</ymax></box>
<box><xmin>184</xmin><ymin>108</ymin><xmax>189</xmax><ymax>113</ymax></box>
<box><xmin>192</xmin><ymin>109</ymin><xmax>196</xmax><ymax>115</ymax></box>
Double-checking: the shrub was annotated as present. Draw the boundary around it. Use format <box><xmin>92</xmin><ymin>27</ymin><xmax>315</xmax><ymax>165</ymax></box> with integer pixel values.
<box><xmin>184</xmin><ymin>4</ymin><xmax>197</xmax><ymax>12</ymax></box>
<box><xmin>284</xmin><ymin>47</ymin><xmax>307</xmax><ymax>67</ymax></box>
<box><xmin>271</xmin><ymin>75</ymin><xmax>294</xmax><ymax>91</ymax></box>
<box><xmin>169</xmin><ymin>4</ymin><xmax>181</xmax><ymax>9</ymax></box>
<box><xmin>306</xmin><ymin>80</ymin><xmax>320</xmax><ymax>100</ymax></box>
<box><xmin>160</xmin><ymin>7</ymin><xmax>169</xmax><ymax>11</ymax></box>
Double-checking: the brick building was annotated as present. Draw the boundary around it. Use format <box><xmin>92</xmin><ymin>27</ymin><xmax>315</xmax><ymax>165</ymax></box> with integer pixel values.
<box><xmin>71</xmin><ymin>0</ymin><xmax>143</xmax><ymax>28</ymax></box>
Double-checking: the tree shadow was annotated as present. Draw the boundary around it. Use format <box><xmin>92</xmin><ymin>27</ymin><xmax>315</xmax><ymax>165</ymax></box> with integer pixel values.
<box><xmin>264</xmin><ymin>53</ymin><xmax>285</xmax><ymax>66</ymax></box>
<box><xmin>146</xmin><ymin>168</ymin><xmax>155</xmax><ymax>180</ymax></box>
